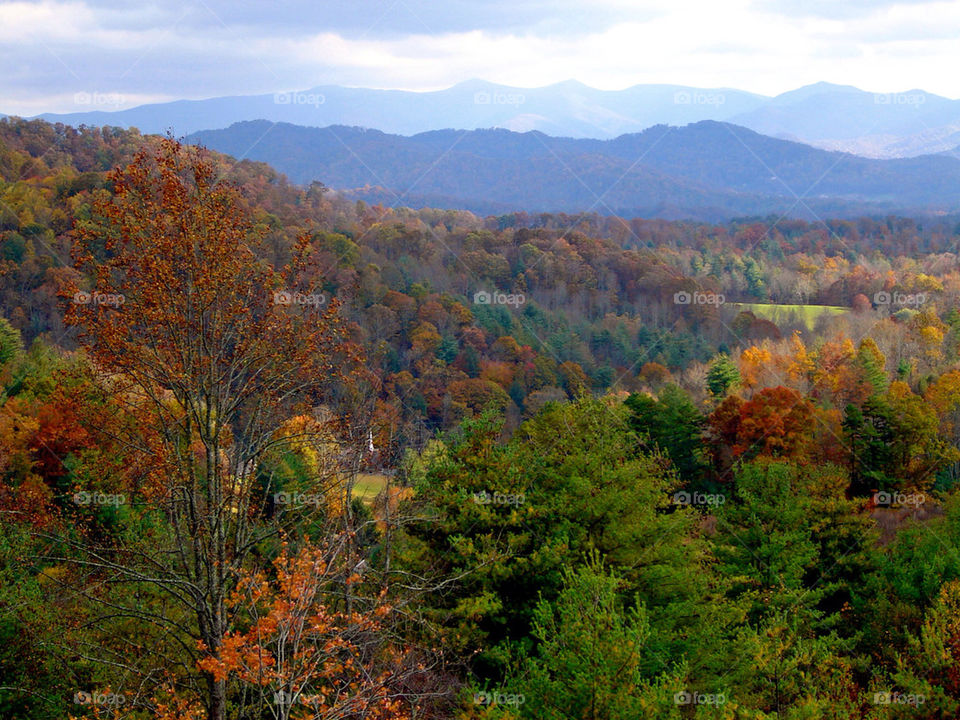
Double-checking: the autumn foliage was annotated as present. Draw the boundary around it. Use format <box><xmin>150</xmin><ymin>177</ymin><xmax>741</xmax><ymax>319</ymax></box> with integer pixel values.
<box><xmin>8</xmin><ymin>118</ymin><xmax>960</xmax><ymax>719</ymax></box>
<box><xmin>197</xmin><ymin>541</ymin><xmax>410</xmax><ymax>720</ymax></box>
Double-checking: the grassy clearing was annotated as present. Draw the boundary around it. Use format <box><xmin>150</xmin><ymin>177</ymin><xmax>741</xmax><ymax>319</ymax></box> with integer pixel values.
<box><xmin>730</xmin><ymin>302</ymin><xmax>849</xmax><ymax>330</ymax></box>
<box><xmin>352</xmin><ymin>472</ymin><xmax>392</xmax><ymax>505</ymax></box>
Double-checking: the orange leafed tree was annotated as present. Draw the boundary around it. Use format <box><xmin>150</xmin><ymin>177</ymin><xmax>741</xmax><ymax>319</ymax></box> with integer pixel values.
<box><xmin>58</xmin><ymin>138</ymin><xmax>364</xmax><ymax>720</ymax></box>
<box><xmin>198</xmin><ymin>540</ymin><xmax>411</xmax><ymax>720</ymax></box>
<box><xmin>734</xmin><ymin>386</ymin><xmax>814</xmax><ymax>461</ymax></box>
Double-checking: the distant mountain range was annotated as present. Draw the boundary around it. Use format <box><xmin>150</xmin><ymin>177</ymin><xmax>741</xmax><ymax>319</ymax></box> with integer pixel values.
<box><xmin>186</xmin><ymin>120</ymin><xmax>960</xmax><ymax>221</ymax></box>
<box><xmin>23</xmin><ymin>80</ymin><xmax>960</xmax><ymax>159</ymax></box>
<box><xmin>731</xmin><ymin>82</ymin><xmax>960</xmax><ymax>158</ymax></box>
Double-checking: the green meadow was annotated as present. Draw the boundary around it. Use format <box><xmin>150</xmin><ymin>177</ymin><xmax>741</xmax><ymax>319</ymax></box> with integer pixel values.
<box><xmin>731</xmin><ymin>302</ymin><xmax>850</xmax><ymax>330</ymax></box>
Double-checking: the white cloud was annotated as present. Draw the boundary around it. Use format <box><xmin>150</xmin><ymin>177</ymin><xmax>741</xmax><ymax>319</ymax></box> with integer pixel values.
<box><xmin>1</xmin><ymin>0</ymin><xmax>958</xmax><ymax>115</ymax></box>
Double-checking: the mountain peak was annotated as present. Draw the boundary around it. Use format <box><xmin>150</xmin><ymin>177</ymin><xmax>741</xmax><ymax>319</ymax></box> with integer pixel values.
<box><xmin>772</xmin><ymin>81</ymin><xmax>865</xmax><ymax>103</ymax></box>
<box><xmin>449</xmin><ymin>78</ymin><xmax>521</xmax><ymax>91</ymax></box>
<box><xmin>546</xmin><ymin>79</ymin><xmax>595</xmax><ymax>91</ymax></box>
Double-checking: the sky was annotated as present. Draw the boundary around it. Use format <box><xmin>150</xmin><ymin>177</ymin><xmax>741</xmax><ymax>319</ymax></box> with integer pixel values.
<box><xmin>2</xmin><ymin>0</ymin><xmax>959</xmax><ymax>114</ymax></box>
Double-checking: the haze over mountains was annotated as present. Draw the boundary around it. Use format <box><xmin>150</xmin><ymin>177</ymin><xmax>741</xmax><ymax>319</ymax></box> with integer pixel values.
<box><xmin>10</xmin><ymin>78</ymin><xmax>960</xmax><ymax>221</ymax></box>
<box><xmin>186</xmin><ymin>119</ymin><xmax>960</xmax><ymax>222</ymax></box>
<box><xmin>28</xmin><ymin>80</ymin><xmax>960</xmax><ymax>160</ymax></box>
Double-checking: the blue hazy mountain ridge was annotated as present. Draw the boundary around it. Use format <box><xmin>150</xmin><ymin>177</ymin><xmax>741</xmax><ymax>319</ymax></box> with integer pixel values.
<box><xmin>185</xmin><ymin>119</ymin><xmax>960</xmax><ymax>221</ymax></box>
<box><xmin>728</xmin><ymin>82</ymin><xmax>959</xmax><ymax>139</ymax></box>
<box><xmin>33</xmin><ymin>80</ymin><xmax>765</xmax><ymax>137</ymax></box>
<box><xmin>30</xmin><ymin>80</ymin><xmax>960</xmax><ymax>158</ymax></box>
<box><xmin>34</xmin><ymin>80</ymin><xmax>764</xmax><ymax>139</ymax></box>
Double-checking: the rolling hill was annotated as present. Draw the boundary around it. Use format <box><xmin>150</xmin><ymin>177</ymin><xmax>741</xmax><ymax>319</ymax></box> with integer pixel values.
<box><xmin>186</xmin><ymin>120</ymin><xmax>960</xmax><ymax>221</ymax></box>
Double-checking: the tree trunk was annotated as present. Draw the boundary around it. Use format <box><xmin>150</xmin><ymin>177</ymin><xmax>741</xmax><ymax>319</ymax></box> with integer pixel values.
<box><xmin>207</xmin><ymin>673</ymin><xmax>227</xmax><ymax>720</ymax></box>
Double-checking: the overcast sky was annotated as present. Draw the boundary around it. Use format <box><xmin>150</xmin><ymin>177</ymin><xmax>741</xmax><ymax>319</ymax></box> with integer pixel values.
<box><xmin>2</xmin><ymin>0</ymin><xmax>959</xmax><ymax>114</ymax></box>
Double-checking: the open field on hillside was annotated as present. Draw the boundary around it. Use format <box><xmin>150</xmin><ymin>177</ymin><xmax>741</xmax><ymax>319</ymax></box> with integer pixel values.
<box><xmin>353</xmin><ymin>472</ymin><xmax>392</xmax><ymax>505</ymax></box>
<box><xmin>731</xmin><ymin>302</ymin><xmax>849</xmax><ymax>329</ymax></box>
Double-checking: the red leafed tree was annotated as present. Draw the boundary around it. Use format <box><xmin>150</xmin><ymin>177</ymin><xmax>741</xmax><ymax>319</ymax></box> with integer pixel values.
<box><xmin>56</xmin><ymin>138</ymin><xmax>366</xmax><ymax>720</ymax></box>
<box><xmin>706</xmin><ymin>395</ymin><xmax>744</xmax><ymax>480</ymax></box>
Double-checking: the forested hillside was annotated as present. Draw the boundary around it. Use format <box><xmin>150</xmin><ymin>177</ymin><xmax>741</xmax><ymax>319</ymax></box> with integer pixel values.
<box><xmin>6</xmin><ymin>117</ymin><xmax>960</xmax><ymax>718</ymax></box>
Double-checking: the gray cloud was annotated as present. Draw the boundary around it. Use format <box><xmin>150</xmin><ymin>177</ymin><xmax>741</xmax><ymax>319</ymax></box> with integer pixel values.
<box><xmin>1</xmin><ymin>0</ymin><xmax>662</xmax><ymax>112</ymax></box>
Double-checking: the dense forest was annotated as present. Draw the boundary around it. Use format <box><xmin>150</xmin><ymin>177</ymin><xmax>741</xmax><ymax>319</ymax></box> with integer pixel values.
<box><xmin>5</xmin><ymin>117</ymin><xmax>960</xmax><ymax>718</ymax></box>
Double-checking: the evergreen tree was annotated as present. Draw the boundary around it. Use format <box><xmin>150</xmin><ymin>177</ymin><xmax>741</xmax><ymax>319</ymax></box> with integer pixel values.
<box><xmin>512</xmin><ymin>556</ymin><xmax>684</xmax><ymax>720</ymax></box>
<box><xmin>706</xmin><ymin>353</ymin><xmax>741</xmax><ymax>398</ymax></box>
<box><xmin>625</xmin><ymin>385</ymin><xmax>707</xmax><ymax>484</ymax></box>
